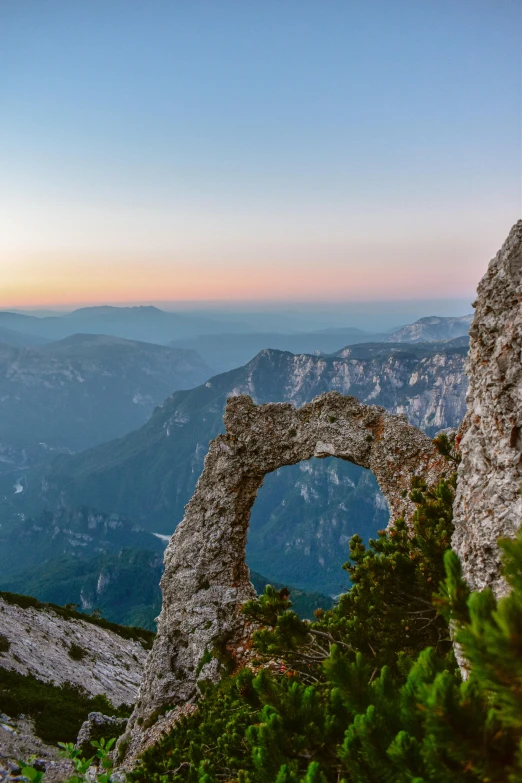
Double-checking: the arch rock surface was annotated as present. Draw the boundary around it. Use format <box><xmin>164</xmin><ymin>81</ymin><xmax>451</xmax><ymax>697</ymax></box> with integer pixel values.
<box><xmin>119</xmin><ymin>391</ymin><xmax>447</xmax><ymax>763</ymax></box>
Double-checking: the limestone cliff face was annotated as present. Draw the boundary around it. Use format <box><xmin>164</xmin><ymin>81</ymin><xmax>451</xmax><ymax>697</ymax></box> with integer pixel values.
<box><xmin>119</xmin><ymin>392</ymin><xmax>447</xmax><ymax>764</ymax></box>
<box><xmin>452</xmin><ymin>221</ymin><xmax>522</xmax><ymax>595</ymax></box>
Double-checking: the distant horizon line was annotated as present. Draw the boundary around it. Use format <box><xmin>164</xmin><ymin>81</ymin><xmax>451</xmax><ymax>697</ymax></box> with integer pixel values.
<box><xmin>1</xmin><ymin>296</ymin><xmax>475</xmax><ymax>313</ymax></box>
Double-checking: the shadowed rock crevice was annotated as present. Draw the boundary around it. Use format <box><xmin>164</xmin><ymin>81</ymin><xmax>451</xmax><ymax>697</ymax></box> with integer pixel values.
<box><xmin>119</xmin><ymin>391</ymin><xmax>447</xmax><ymax>762</ymax></box>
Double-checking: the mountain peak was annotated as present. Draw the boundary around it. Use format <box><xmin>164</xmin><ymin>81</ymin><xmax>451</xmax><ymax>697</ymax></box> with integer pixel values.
<box><xmin>388</xmin><ymin>314</ymin><xmax>472</xmax><ymax>343</ymax></box>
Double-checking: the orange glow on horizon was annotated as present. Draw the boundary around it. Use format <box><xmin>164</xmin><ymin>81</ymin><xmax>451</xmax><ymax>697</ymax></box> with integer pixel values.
<box><xmin>0</xmin><ymin>265</ymin><xmax>483</xmax><ymax>307</ymax></box>
<box><xmin>1</xmin><ymin>241</ymin><xmax>486</xmax><ymax>309</ymax></box>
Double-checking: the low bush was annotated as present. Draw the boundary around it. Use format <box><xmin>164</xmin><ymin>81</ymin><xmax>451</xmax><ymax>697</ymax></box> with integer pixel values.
<box><xmin>68</xmin><ymin>643</ymin><xmax>88</xmax><ymax>661</ymax></box>
<box><xmin>0</xmin><ymin>668</ymin><xmax>131</xmax><ymax>743</ymax></box>
<box><xmin>0</xmin><ymin>633</ymin><xmax>10</xmax><ymax>653</ymax></box>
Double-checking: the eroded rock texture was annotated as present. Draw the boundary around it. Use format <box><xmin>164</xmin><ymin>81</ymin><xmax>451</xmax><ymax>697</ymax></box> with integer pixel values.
<box><xmin>120</xmin><ymin>391</ymin><xmax>446</xmax><ymax>762</ymax></box>
<box><xmin>453</xmin><ymin>221</ymin><xmax>522</xmax><ymax>595</ymax></box>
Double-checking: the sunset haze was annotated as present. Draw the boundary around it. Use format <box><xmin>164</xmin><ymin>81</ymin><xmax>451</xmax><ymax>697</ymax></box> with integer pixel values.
<box><xmin>1</xmin><ymin>0</ymin><xmax>520</xmax><ymax>307</ymax></box>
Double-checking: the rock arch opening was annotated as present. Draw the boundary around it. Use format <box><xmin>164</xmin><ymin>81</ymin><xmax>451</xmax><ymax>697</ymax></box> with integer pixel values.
<box><xmin>247</xmin><ymin>457</ymin><xmax>389</xmax><ymax>598</ymax></box>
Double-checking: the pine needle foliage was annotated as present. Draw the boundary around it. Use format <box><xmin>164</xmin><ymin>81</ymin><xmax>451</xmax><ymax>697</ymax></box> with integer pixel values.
<box><xmin>130</xmin><ymin>453</ymin><xmax>522</xmax><ymax>782</ymax></box>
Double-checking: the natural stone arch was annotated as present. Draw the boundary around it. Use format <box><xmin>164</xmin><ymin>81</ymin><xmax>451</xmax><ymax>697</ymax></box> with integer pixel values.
<box><xmin>120</xmin><ymin>391</ymin><xmax>447</xmax><ymax>762</ymax></box>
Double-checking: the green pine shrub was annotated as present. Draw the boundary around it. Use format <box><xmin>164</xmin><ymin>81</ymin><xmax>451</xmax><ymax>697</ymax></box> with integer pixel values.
<box><xmin>0</xmin><ymin>668</ymin><xmax>131</xmax><ymax>743</ymax></box>
<box><xmin>130</xmin><ymin>469</ymin><xmax>459</xmax><ymax>783</ymax></box>
<box><xmin>129</xmin><ymin>452</ymin><xmax>522</xmax><ymax>783</ymax></box>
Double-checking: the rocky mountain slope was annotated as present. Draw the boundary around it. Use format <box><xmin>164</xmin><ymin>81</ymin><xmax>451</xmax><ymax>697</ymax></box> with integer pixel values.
<box><xmin>0</xmin><ymin>334</ymin><xmax>210</xmax><ymax>473</ymax></box>
<box><xmin>0</xmin><ymin>593</ymin><xmax>150</xmax><ymax>706</ymax></box>
<box><xmin>0</xmin><ymin>506</ymin><xmax>165</xmax><ymax>603</ymax></box>
<box><xmin>0</xmin><ymin>325</ymin><xmax>49</xmax><ymax>347</ymax></box>
<box><xmin>0</xmin><ymin>339</ymin><xmax>468</xmax><ymax>594</ymax></box>
<box><xmin>388</xmin><ymin>314</ymin><xmax>472</xmax><ymax>343</ymax></box>
<box><xmin>453</xmin><ymin>220</ymin><xmax>522</xmax><ymax>596</ymax></box>
<box><xmin>0</xmin><ymin>592</ymin><xmax>151</xmax><ymax>779</ymax></box>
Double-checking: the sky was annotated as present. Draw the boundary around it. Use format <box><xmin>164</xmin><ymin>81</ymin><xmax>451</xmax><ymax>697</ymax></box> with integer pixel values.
<box><xmin>1</xmin><ymin>0</ymin><xmax>520</xmax><ymax>308</ymax></box>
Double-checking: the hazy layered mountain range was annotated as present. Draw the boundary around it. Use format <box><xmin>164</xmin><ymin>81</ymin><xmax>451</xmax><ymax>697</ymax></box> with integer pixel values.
<box><xmin>169</xmin><ymin>315</ymin><xmax>473</xmax><ymax>373</ymax></box>
<box><xmin>0</xmin><ymin>334</ymin><xmax>211</xmax><ymax>473</ymax></box>
<box><xmin>0</xmin><ymin>335</ymin><xmax>469</xmax><ymax>595</ymax></box>
<box><xmin>0</xmin><ymin>310</ymin><xmax>470</xmax><ymax>477</ymax></box>
<box><xmin>0</xmin><ymin>306</ymin><xmax>247</xmax><ymax>344</ymax></box>
<box><xmin>0</xmin><ymin>325</ymin><xmax>50</xmax><ymax>347</ymax></box>
<box><xmin>169</xmin><ymin>328</ymin><xmax>389</xmax><ymax>373</ymax></box>
<box><xmin>1</xmin><ymin>302</ymin><xmax>472</xmax><ymax>341</ymax></box>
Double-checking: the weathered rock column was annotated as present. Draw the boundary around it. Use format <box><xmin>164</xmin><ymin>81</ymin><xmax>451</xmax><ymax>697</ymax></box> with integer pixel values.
<box><xmin>453</xmin><ymin>221</ymin><xmax>522</xmax><ymax>596</ymax></box>
<box><xmin>118</xmin><ymin>391</ymin><xmax>447</xmax><ymax>763</ymax></box>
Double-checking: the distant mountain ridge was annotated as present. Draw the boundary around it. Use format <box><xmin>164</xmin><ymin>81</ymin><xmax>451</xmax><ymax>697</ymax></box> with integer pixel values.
<box><xmin>170</xmin><ymin>316</ymin><xmax>472</xmax><ymax>373</ymax></box>
<box><xmin>0</xmin><ymin>552</ymin><xmax>333</xmax><ymax>629</ymax></box>
<box><xmin>0</xmin><ymin>306</ymin><xmax>249</xmax><ymax>344</ymax></box>
<box><xmin>388</xmin><ymin>314</ymin><xmax>472</xmax><ymax>343</ymax></box>
<box><xmin>0</xmin><ymin>325</ymin><xmax>50</xmax><ymax>347</ymax></box>
<box><xmin>0</xmin><ymin>334</ymin><xmax>211</xmax><ymax>472</ymax></box>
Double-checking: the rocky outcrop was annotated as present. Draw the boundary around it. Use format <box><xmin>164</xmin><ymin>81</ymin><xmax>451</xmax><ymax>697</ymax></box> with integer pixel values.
<box><xmin>119</xmin><ymin>391</ymin><xmax>447</xmax><ymax>763</ymax></box>
<box><xmin>453</xmin><ymin>221</ymin><xmax>522</xmax><ymax>596</ymax></box>
<box><xmin>0</xmin><ymin>595</ymin><xmax>148</xmax><ymax>706</ymax></box>
<box><xmin>75</xmin><ymin>712</ymin><xmax>128</xmax><ymax>756</ymax></box>
<box><xmin>0</xmin><ymin>713</ymin><xmax>74</xmax><ymax>783</ymax></box>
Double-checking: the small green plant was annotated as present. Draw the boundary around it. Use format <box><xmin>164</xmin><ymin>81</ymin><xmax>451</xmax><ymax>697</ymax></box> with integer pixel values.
<box><xmin>195</xmin><ymin>648</ymin><xmax>213</xmax><ymax>677</ymax></box>
<box><xmin>91</xmin><ymin>737</ymin><xmax>117</xmax><ymax>782</ymax></box>
<box><xmin>433</xmin><ymin>430</ymin><xmax>461</xmax><ymax>464</ymax></box>
<box><xmin>68</xmin><ymin>643</ymin><xmax>88</xmax><ymax>661</ymax></box>
<box><xmin>16</xmin><ymin>757</ymin><xmax>44</xmax><ymax>783</ymax></box>
<box><xmin>59</xmin><ymin>737</ymin><xmax>116</xmax><ymax>783</ymax></box>
<box><xmin>58</xmin><ymin>742</ymin><xmax>94</xmax><ymax>782</ymax></box>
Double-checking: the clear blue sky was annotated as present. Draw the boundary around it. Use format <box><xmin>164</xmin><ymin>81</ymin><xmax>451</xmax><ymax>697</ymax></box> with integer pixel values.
<box><xmin>1</xmin><ymin>0</ymin><xmax>520</xmax><ymax>306</ymax></box>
